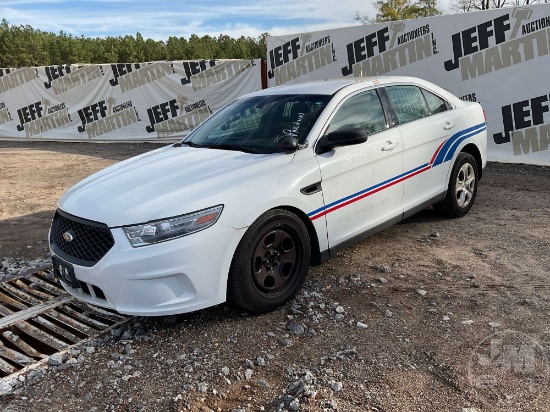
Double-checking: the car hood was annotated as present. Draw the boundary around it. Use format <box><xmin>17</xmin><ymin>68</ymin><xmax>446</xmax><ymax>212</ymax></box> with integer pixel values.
<box><xmin>58</xmin><ymin>146</ymin><xmax>293</xmax><ymax>227</ymax></box>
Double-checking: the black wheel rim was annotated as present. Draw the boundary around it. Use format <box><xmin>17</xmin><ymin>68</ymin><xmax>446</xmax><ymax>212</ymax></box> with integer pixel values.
<box><xmin>251</xmin><ymin>227</ymin><xmax>300</xmax><ymax>295</ymax></box>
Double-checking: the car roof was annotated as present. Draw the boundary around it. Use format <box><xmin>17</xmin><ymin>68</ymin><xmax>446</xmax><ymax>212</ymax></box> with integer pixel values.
<box><xmin>247</xmin><ymin>76</ymin><xmax>435</xmax><ymax>97</ymax></box>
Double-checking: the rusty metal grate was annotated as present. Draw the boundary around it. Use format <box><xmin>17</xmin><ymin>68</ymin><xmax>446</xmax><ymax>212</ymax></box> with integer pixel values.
<box><xmin>0</xmin><ymin>268</ymin><xmax>130</xmax><ymax>380</ymax></box>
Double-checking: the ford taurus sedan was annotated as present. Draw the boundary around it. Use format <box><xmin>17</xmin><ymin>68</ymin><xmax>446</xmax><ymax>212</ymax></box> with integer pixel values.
<box><xmin>49</xmin><ymin>77</ymin><xmax>487</xmax><ymax>315</ymax></box>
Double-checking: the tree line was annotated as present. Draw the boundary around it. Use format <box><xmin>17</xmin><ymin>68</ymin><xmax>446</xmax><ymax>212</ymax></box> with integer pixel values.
<box><xmin>0</xmin><ymin>19</ymin><xmax>267</xmax><ymax>68</ymax></box>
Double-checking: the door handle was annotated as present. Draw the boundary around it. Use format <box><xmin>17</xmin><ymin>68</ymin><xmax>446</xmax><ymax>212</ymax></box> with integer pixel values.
<box><xmin>382</xmin><ymin>142</ymin><xmax>399</xmax><ymax>151</ymax></box>
<box><xmin>443</xmin><ymin>122</ymin><xmax>455</xmax><ymax>130</ymax></box>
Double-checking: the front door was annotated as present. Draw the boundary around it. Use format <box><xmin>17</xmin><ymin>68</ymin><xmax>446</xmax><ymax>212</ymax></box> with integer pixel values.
<box><xmin>313</xmin><ymin>89</ymin><xmax>404</xmax><ymax>250</ymax></box>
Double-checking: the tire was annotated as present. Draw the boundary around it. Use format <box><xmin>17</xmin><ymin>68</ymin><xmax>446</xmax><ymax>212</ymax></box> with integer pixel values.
<box><xmin>227</xmin><ymin>209</ymin><xmax>311</xmax><ymax>313</ymax></box>
<box><xmin>434</xmin><ymin>152</ymin><xmax>478</xmax><ymax>218</ymax></box>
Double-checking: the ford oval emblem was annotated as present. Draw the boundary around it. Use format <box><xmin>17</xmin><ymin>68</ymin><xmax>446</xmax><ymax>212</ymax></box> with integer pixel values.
<box><xmin>63</xmin><ymin>231</ymin><xmax>75</xmax><ymax>242</ymax></box>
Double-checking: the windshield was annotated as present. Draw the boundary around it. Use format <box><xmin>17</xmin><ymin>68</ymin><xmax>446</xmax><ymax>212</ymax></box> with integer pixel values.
<box><xmin>181</xmin><ymin>94</ymin><xmax>332</xmax><ymax>154</ymax></box>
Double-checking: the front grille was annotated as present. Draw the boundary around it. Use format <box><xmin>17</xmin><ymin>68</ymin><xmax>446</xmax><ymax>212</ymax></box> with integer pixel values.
<box><xmin>50</xmin><ymin>209</ymin><xmax>115</xmax><ymax>267</ymax></box>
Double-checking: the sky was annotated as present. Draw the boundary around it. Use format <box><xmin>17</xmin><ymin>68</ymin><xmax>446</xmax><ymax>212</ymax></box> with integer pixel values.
<box><xmin>0</xmin><ymin>0</ymin><xmax>455</xmax><ymax>41</ymax></box>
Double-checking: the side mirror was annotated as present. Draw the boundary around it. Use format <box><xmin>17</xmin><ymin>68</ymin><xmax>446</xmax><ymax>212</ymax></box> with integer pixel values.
<box><xmin>315</xmin><ymin>128</ymin><xmax>368</xmax><ymax>155</ymax></box>
<box><xmin>277</xmin><ymin>135</ymin><xmax>298</xmax><ymax>154</ymax></box>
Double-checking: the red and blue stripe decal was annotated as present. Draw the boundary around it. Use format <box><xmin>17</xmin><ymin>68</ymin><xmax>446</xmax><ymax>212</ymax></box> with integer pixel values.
<box><xmin>308</xmin><ymin>122</ymin><xmax>486</xmax><ymax>221</ymax></box>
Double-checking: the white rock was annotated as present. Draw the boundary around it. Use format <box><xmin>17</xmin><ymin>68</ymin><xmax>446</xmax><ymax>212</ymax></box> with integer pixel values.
<box><xmin>330</xmin><ymin>381</ymin><xmax>343</xmax><ymax>392</ymax></box>
<box><xmin>0</xmin><ymin>381</ymin><xmax>13</xmax><ymax>396</ymax></box>
<box><xmin>417</xmin><ymin>289</ymin><xmax>427</xmax><ymax>296</ymax></box>
<box><xmin>288</xmin><ymin>398</ymin><xmax>300</xmax><ymax>411</ymax></box>
<box><xmin>48</xmin><ymin>353</ymin><xmax>63</xmax><ymax>366</ymax></box>
<box><xmin>197</xmin><ymin>382</ymin><xmax>208</xmax><ymax>393</ymax></box>
<box><xmin>356</xmin><ymin>322</ymin><xmax>369</xmax><ymax>329</ymax></box>
<box><xmin>462</xmin><ymin>320</ymin><xmax>474</xmax><ymax>325</ymax></box>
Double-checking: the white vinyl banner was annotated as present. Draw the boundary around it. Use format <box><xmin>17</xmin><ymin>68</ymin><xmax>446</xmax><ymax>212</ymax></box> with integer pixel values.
<box><xmin>267</xmin><ymin>5</ymin><xmax>550</xmax><ymax>166</ymax></box>
<box><xmin>0</xmin><ymin>59</ymin><xmax>261</xmax><ymax>142</ymax></box>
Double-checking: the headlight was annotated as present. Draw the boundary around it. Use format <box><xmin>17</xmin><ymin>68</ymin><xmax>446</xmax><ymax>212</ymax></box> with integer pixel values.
<box><xmin>123</xmin><ymin>205</ymin><xmax>223</xmax><ymax>247</ymax></box>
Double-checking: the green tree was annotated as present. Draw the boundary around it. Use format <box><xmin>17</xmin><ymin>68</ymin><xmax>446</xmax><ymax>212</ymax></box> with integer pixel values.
<box><xmin>134</xmin><ymin>32</ymin><xmax>145</xmax><ymax>62</ymax></box>
<box><xmin>143</xmin><ymin>38</ymin><xmax>165</xmax><ymax>61</ymax></box>
<box><xmin>103</xmin><ymin>37</ymin><xmax>119</xmax><ymax>63</ymax></box>
<box><xmin>87</xmin><ymin>37</ymin><xmax>106</xmax><ymax>63</ymax></box>
<box><xmin>374</xmin><ymin>0</ymin><xmax>421</xmax><ymax>21</ymax></box>
<box><xmin>166</xmin><ymin>36</ymin><xmax>187</xmax><ymax>60</ymax></box>
<box><xmin>187</xmin><ymin>34</ymin><xmax>215</xmax><ymax>59</ymax></box>
<box><xmin>355</xmin><ymin>0</ymin><xmax>441</xmax><ymax>23</ymax></box>
<box><xmin>118</xmin><ymin>35</ymin><xmax>137</xmax><ymax>63</ymax></box>
<box><xmin>0</xmin><ymin>20</ymin><xmax>16</xmax><ymax>66</ymax></box>
<box><xmin>416</xmin><ymin>0</ymin><xmax>442</xmax><ymax>17</ymax></box>
<box><xmin>217</xmin><ymin>34</ymin><xmax>236</xmax><ymax>58</ymax></box>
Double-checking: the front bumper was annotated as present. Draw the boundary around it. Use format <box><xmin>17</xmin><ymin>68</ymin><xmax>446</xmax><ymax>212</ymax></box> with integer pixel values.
<box><xmin>51</xmin><ymin>222</ymin><xmax>243</xmax><ymax>316</ymax></box>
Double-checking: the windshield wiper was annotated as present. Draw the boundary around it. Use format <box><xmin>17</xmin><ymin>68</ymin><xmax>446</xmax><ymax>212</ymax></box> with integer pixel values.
<box><xmin>176</xmin><ymin>141</ymin><xmax>261</xmax><ymax>154</ymax></box>
<box><xmin>191</xmin><ymin>143</ymin><xmax>262</xmax><ymax>153</ymax></box>
<box><xmin>207</xmin><ymin>143</ymin><xmax>262</xmax><ymax>154</ymax></box>
<box><xmin>175</xmin><ymin>141</ymin><xmax>204</xmax><ymax>148</ymax></box>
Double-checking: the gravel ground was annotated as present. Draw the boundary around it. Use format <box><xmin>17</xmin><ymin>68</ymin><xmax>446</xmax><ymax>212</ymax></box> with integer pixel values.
<box><xmin>0</xmin><ymin>141</ymin><xmax>549</xmax><ymax>411</ymax></box>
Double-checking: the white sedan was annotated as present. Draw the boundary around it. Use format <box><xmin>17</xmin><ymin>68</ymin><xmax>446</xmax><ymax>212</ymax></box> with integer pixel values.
<box><xmin>49</xmin><ymin>76</ymin><xmax>487</xmax><ymax>316</ymax></box>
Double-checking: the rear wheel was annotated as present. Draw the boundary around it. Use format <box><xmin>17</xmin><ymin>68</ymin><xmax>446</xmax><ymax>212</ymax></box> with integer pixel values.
<box><xmin>434</xmin><ymin>152</ymin><xmax>478</xmax><ymax>217</ymax></box>
<box><xmin>228</xmin><ymin>209</ymin><xmax>311</xmax><ymax>313</ymax></box>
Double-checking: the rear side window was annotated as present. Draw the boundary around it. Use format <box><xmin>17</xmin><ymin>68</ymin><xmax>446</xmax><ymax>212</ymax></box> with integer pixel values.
<box><xmin>421</xmin><ymin>89</ymin><xmax>448</xmax><ymax>114</ymax></box>
<box><xmin>326</xmin><ymin>89</ymin><xmax>387</xmax><ymax>135</ymax></box>
<box><xmin>386</xmin><ymin>86</ymin><xmax>429</xmax><ymax>125</ymax></box>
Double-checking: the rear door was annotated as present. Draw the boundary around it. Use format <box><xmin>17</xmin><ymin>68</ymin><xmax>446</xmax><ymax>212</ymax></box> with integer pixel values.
<box><xmin>383</xmin><ymin>85</ymin><xmax>464</xmax><ymax>216</ymax></box>
<box><xmin>314</xmin><ymin>88</ymin><xmax>404</xmax><ymax>250</ymax></box>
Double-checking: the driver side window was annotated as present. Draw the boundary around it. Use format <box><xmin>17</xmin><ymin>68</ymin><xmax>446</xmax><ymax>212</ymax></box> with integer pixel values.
<box><xmin>327</xmin><ymin>90</ymin><xmax>387</xmax><ymax>135</ymax></box>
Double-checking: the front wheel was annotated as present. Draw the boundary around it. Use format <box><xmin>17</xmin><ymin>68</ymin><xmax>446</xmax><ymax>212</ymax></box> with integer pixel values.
<box><xmin>434</xmin><ymin>152</ymin><xmax>478</xmax><ymax>217</ymax></box>
<box><xmin>227</xmin><ymin>209</ymin><xmax>311</xmax><ymax>313</ymax></box>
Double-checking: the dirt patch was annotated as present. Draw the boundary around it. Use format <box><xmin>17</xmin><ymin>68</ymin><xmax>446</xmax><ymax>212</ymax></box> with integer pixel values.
<box><xmin>0</xmin><ymin>141</ymin><xmax>163</xmax><ymax>259</ymax></box>
<box><xmin>0</xmin><ymin>141</ymin><xmax>549</xmax><ymax>411</ymax></box>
